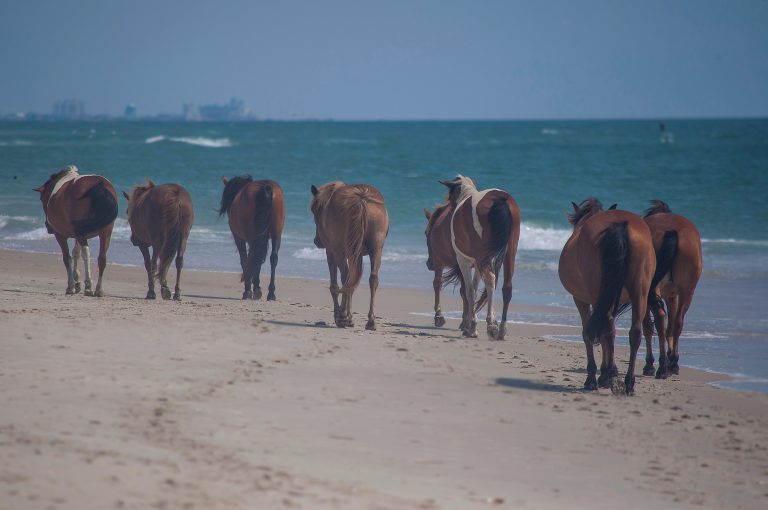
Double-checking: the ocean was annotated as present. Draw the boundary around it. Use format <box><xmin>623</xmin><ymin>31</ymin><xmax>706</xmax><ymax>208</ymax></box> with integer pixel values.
<box><xmin>1</xmin><ymin>119</ymin><xmax>766</xmax><ymax>392</ymax></box>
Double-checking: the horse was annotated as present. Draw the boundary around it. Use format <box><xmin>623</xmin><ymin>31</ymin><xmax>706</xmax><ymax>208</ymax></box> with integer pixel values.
<box><xmin>438</xmin><ymin>175</ymin><xmax>520</xmax><ymax>340</ymax></box>
<box><xmin>641</xmin><ymin>199</ymin><xmax>702</xmax><ymax>377</ymax></box>
<box><xmin>424</xmin><ymin>203</ymin><xmax>470</xmax><ymax>330</ymax></box>
<box><xmin>219</xmin><ymin>176</ymin><xmax>285</xmax><ymax>300</ymax></box>
<box><xmin>558</xmin><ymin>198</ymin><xmax>656</xmax><ymax>394</ymax></box>
<box><xmin>33</xmin><ymin>165</ymin><xmax>118</xmax><ymax>296</ymax></box>
<box><xmin>310</xmin><ymin>181</ymin><xmax>389</xmax><ymax>330</ymax></box>
<box><xmin>122</xmin><ymin>181</ymin><xmax>194</xmax><ymax>300</ymax></box>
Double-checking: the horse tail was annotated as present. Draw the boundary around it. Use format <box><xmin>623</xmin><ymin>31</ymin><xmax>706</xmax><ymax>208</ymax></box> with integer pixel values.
<box><xmin>343</xmin><ymin>197</ymin><xmax>368</xmax><ymax>292</ymax></box>
<box><xmin>648</xmin><ymin>230</ymin><xmax>678</xmax><ymax>310</ymax></box>
<box><xmin>159</xmin><ymin>189</ymin><xmax>184</xmax><ymax>270</ymax></box>
<box><xmin>254</xmin><ymin>184</ymin><xmax>273</xmax><ymax>261</ymax></box>
<box><xmin>585</xmin><ymin>221</ymin><xmax>630</xmax><ymax>343</ymax></box>
<box><xmin>73</xmin><ymin>181</ymin><xmax>118</xmax><ymax>236</ymax></box>
<box><xmin>441</xmin><ymin>264</ymin><xmax>462</xmax><ymax>289</ymax></box>
<box><xmin>473</xmin><ymin>197</ymin><xmax>514</xmax><ymax>313</ymax></box>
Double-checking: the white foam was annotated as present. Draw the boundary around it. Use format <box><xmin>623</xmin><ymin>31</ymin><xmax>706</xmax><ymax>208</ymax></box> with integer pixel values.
<box><xmin>293</xmin><ymin>247</ymin><xmax>427</xmax><ymax>263</ymax></box>
<box><xmin>702</xmin><ymin>238</ymin><xmax>768</xmax><ymax>247</ymax></box>
<box><xmin>541</xmin><ymin>128</ymin><xmax>559</xmax><ymax>135</ymax></box>
<box><xmin>4</xmin><ymin>227</ymin><xmax>50</xmax><ymax>240</ymax></box>
<box><xmin>293</xmin><ymin>247</ymin><xmax>327</xmax><ymax>261</ymax></box>
<box><xmin>145</xmin><ymin>135</ymin><xmax>165</xmax><ymax>144</ymax></box>
<box><xmin>0</xmin><ymin>140</ymin><xmax>33</xmax><ymax>146</ymax></box>
<box><xmin>518</xmin><ymin>223</ymin><xmax>571</xmax><ymax>251</ymax></box>
<box><xmin>145</xmin><ymin>135</ymin><xmax>233</xmax><ymax>148</ymax></box>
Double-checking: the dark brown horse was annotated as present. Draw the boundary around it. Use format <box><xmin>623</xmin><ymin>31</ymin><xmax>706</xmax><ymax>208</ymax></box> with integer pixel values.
<box><xmin>439</xmin><ymin>175</ymin><xmax>520</xmax><ymax>340</ymax></box>
<box><xmin>424</xmin><ymin>203</ymin><xmax>469</xmax><ymax>329</ymax></box>
<box><xmin>34</xmin><ymin>165</ymin><xmax>118</xmax><ymax>296</ymax></box>
<box><xmin>123</xmin><ymin>181</ymin><xmax>194</xmax><ymax>300</ymax></box>
<box><xmin>558</xmin><ymin>198</ymin><xmax>656</xmax><ymax>394</ymax></box>
<box><xmin>310</xmin><ymin>181</ymin><xmax>389</xmax><ymax>330</ymax></box>
<box><xmin>641</xmin><ymin>200</ymin><xmax>703</xmax><ymax>377</ymax></box>
<box><xmin>220</xmin><ymin>176</ymin><xmax>285</xmax><ymax>300</ymax></box>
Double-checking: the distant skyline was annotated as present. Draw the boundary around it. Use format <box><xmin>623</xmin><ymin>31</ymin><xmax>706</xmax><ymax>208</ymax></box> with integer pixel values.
<box><xmin>1</xmin><ymin>0</ymin><xmax>767</xmax><ymax>120</ymax></box>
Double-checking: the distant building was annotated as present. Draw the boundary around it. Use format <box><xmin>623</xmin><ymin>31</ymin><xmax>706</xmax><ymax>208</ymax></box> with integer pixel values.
<box><xmin>183</xmin><ymin>98</ymin><xmax>253</xmax><ymax>121</ymax></box>
<box><xmin>124</xmin><ymin>103</ymin><xmax>137</xmax><ymax>118</ymax></box>
<box><xmin>53</xmin><ymin>99</ymin><xmax>86</xmax><ymax>119</ymax></box>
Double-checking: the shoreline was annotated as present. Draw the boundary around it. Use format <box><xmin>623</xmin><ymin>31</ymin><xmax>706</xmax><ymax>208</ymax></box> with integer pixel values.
<box><xmin>2</xmin><ymin>248</ymin><xmax>767</xmax><ymax>509</ymax></box>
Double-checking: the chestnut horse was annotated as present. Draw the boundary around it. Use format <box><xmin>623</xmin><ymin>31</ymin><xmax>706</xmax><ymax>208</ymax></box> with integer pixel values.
<box><xmin>220</xmin><ymin>176</ymin><xmax>285</xmax><ymax>300</ymax></box>
<box><xmin>310</xmin><ymin>182</ymin><xmax>389</xmax><ymax>330</ymax></box>
<box><xmin>558</xmin><ymin>198</ymin><xmax>656</xmax><ymax>394</ymax></box>
<box><xmin>34</xmin><ymin>165</ymin><xmax>118</xmax><ymax>296</ymax></box>
<box><xmin>439</xmin><ymin>175</ymin><xmax>520</xmax><ymax>340</ymax></box>
<box><xmin>641</xmin><ymin>200</ymin><xmax>702</xmax><ymax>377</ymax></box>
<box><xmin>123</xmin><ymin>181</ymin><xmax>194</xmax><ymax>300</ymax></box>
<box><xmin>423</xmin><ymin>203</ymin><xmax>469</xmax><ymax>329</ymax></box>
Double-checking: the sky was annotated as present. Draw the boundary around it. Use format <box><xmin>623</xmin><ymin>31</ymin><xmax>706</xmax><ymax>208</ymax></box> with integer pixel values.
<box><xmin>0</xmin><ymin>0</ymin><xmax>766</xmax><ymax>120</ymax></box>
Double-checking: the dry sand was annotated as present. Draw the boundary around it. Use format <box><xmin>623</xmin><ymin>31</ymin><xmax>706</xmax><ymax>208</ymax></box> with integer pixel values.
<box><xmin>1</xmin><ymin>249</ymin><xmax>767</xmax><ymax>510</ymax></box>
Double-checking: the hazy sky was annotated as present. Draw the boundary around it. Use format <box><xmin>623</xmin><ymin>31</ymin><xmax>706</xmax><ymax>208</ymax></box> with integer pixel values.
<box><xmin>1</xmin><ymin>0</ymin><xmax>766</xmax><ymax>119</ymax></box>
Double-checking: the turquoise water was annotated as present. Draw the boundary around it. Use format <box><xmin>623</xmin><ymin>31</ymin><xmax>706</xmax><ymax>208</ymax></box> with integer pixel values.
<box><xmin>1</xmin><ymin>120</ymin><xmax>766</xmax><ymax>391</ymax></box>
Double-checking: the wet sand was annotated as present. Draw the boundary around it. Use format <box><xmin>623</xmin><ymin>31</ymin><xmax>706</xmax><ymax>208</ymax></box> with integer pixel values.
<box><xmin>1</xmin><ymin>249</ymin><xmax>767</xmax><ymax>509</ymax></box>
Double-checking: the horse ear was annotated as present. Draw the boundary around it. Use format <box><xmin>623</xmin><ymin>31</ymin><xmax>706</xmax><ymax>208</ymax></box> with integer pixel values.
<box><xmin>608</xmin><ymin>203</ymin><xmax>618</xmax><ymax>210</ymax></box>
<box><xmin>571</xmin><ymin>201</ymin><xmax>579</xmax><ymax>211</ymax></box>
<box><xmin>438</xmin><ymin>180</ymin><xmax>451</xmax><ymax>188</ymax></box>
<box><xmin>423</xmin><ymin>208</ymin><xmax>432</xmax><ymax>220</ymax></box>
<box><xmin>221</xmin><ymin>176</ymin><xmax>229</xmax><ymax>186</ymax></box>
<box><xmin>311</xmin><ymin>185</ymin><xmax>319</xmax><ymax>196</ymax></box>
<box><xmin>33</xmin><ymin>186</ymin><xmax>44</xmax><ymax>193</ymax></box>
<box><xmin>122</xmin><ymin>190</ymin><xmax>130</xmax><ymax>201</ymax></box>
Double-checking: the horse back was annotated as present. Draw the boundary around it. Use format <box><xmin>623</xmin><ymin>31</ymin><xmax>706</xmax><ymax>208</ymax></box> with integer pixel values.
<box><xmin>229</xmin><ymin>180</ymin><xmax>283</xmax><ymax>241</ymax></box>
<box><xmin>47</xmin><ymin>175</ymin><xmax>117</xmax><ymax>238</ymax></box>
<box><xmin>321</xmin><ymin>184</ymin><xmax>387</xmax><ymax>256</ymax></box>
<box><xmin>452</xmin><ymin>188</ymin><xmax>519</xmax><ymax>262</ymax></box>
<box><xmin>429</xmin><ymin>204</ymin><xmax>456</xmax><ymax>268</ymax></box>
<box><xmin>645</xmin><ymin>212</ymin><xmax>702</xmax><ymax>295</ymax></box>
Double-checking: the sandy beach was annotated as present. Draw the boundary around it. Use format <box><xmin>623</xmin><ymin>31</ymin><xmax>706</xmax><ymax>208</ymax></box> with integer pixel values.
<box><xmin>1</xmin><ymin>249</ymin><xmax>766</xmax><ymax>510</ymax></box>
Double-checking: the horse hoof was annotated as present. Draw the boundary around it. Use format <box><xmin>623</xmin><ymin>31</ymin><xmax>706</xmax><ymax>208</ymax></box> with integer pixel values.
<box><xmin>267</xmin><ymin>293</ymin><xmax>276</xmax><ymax>301</ymax></box>
<box><xmin>65</xmin><ymin>287</ymin><xmax>75</xmax><ymax>295</ymax></box>
<box><xmin>583</xmin><ymin>378</ymin><xmax>598</xmax><ymax>391</ymax></box>
<box><xmin>160</xmin><ymin>287</ymin><xmax>171</xmax><ymax>300</ymax></box>
<box><xmin>655</xmin><ymin>366</ymin><xmax>669</xmax><ymax>380</ymax></box>
<box><xmin>146</xmin><ymin>291</ymin><xmax>156</xmax><ymax>300</ymax></box>
<box><xmin>94</xmin><ymin>289</ymin><xmax>104</xmax><ymax>297</ymax></box>
<box><xmin>242</xmin><ymin>290</ymin><xmax>252</xmax><ymax>300</ymax></box>
<box><xmin>335</xmin><ymin>320</ymin><xmax>346</xmax><ymax>328</ymax></box>
<box><xmin>496</xmin><ymin>326</ymin><xmax>506</xmax><ymax>341</ymax></box>
<box><xmin>365</xmin><ymin>320</ymin><xmax>376</xmax><ymax>331</ymax></box>
<box><xmin>84</xmin><ymin>289</ymin><xmax>94</xmax><ymax>297</ymax></box>
<box><xmin>597</xmin><ymin>376</ymin><xmax>611</xmax><ymax>389</ymax></box>
<box><xmin>622</xmin><ymin>375</ymin><xmax>635</xmax><ymax>396</ymax></box>
<box><xmin>642</xmin><ymin>364</ymin><xmax>655</xmax><ymax>376</ymax></box>
<box><xmin>487</xmin><ymin>322</ymin><xmax>499</xmax><ymax>340</ymax></box>
<box><xmin>434</xmin><ymin>315</ymin><xmax>446</xmax><ymax>328</ymax></box>
<box><xmin>74</xmin><ymin>282</ymin><xmax>82</xmax><ymax>294</ymax></box>
<box><xmin>462</xmin><ymin>329</ymin><xmax>478</xmax><ymax>338</ymax></box>
<box><xmin>254</xmin><ymin>289</ymin><xmax>263</xmax><ymax>300</ymax></box>
<box><xmin>173</xmin><ymin>293</ymin><xmax>182</xmax><ymax>301</ymax></box>
<box><xmin>670</xmin><ymin>365</ymin><xmax>680</xmax><ymax>375</ymax></box>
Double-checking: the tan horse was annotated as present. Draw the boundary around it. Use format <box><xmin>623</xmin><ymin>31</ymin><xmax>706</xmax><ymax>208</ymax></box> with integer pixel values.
<box><xmin>34</xmin><ymin>165</ymin><xmax>118</xmax><ymax>296</ymax></box>
<box><xmin>439</xmin><ymin>175</ymin><xmax>521</xmax><ymax>340</ymax></box>
<box><xmin>642</xmin><ymin>200</ymin><xmax>703</xmax><ymax>377</ymax></box>
<box><xmin>123</xmin><ymin>181</ymin><xmax>194</xmax><ymax>300</ymax></box>
<box><xmin>424</xmin><ymin>203</ymin><xmax>469</xmax><ymax>329</ymax></box>
<box><xmin>220</xmin><ymin>176</ymin><xmax>286</xmax><ymax>300</ymax></box>
<box><xmin>559</xmin><ymin>198</ymin><xmax>656</xmax><ymax>394</ymax></box>
<box><xmin>310</xmin><ymin>182</ymin><xmax>389</xmax><ymax>330</ymax></box>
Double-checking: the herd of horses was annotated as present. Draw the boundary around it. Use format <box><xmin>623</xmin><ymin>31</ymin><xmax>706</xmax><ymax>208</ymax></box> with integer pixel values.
<box><xmin>34</xmin><ymin>166</ymin><xmax>702</xmax><ymax>395</ymax></box>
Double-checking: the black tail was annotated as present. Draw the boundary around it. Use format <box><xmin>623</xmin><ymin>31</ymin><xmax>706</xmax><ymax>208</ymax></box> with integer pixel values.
<box><xmin>585</xmin><ymin>221</ymin><xmax>629</xmax><ymax>343</ymax></box>
<box><xmin>253</xmin><ymin>185</ymin><xmax>273</xmax><ymax>261</ymax></box>
<box><xmin>72</xmin><ymin>182</ymin><xmax>118</xmax><ymax>236</ymax></box>
<box><xmin>441</xmin><ymin>264</ymin><xmax>463</xmax><ymax>289</ymax></box>
<box><xmin>472</xmin><ymin>198</ymin><xmax>514</xmax><ymax>312</ymax></box>
<box><xmin>648</xmin><ymin>230</ymin><xmax>678</xmax><ymax>309</ymax></box>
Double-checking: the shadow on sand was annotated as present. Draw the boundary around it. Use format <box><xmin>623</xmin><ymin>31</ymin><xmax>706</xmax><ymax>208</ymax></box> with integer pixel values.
<box><xmin>495</xmin><ymin>377</ymin><xmax>575</xmax><ymax>393</ymax></box>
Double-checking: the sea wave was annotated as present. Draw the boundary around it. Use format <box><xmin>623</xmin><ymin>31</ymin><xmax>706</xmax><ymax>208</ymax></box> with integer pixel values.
<box><xmin>702</xmin><ymin>238</ymin><xmax>768</xmax><ymax>247</ymax></box>
<box><xmin>293</xmin><ymin>247</ymin><xmax>427</xmax><ymax>263</ymax></box>
<box><xmin>145</xmin><ymin>135</ymin><xmax>233</xmax><ymax>148</ymax></box>
<box><xmin>541</xmin><ymin>128</ymin><xmax>559</xmax><ymax>136</ymax></box>
<box><xmin>519</xmin><ymin>223</ymin><xmax>570</xmax><ymax>251</ymax></box>
<box><xmin>0</xmin><ymin>140</ymin><xmax>33</xmax><ymax>147</ymax></box>
<box><xmin>0</xmin><ymin>215</ymin><xmax>39</xmax><ymax>230</ymax></box>
<box><xmin>4</xmin><ymin>226</ymin><xmax>49</xmax><ymax>241</ymax></box>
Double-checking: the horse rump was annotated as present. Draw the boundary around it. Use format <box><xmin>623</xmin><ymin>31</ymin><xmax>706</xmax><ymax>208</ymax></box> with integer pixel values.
<box><xmin>585</xmin><ymin>221</ymin><xmax>629</xmax><ymax>343</ymax></box>
<box><xmin>473</xmin><ymin>197</ymin><xmax>514</xmax><ymax>312</ymax></box>
<box><xmin>72</xmin><ymin>181</ymin><xmax>118</xmax><ymax>236</ymax></box>
<box><xmin>648</xmin><ymin>230</ymin><xmax>678</xmax><ymax>309</ymax></box>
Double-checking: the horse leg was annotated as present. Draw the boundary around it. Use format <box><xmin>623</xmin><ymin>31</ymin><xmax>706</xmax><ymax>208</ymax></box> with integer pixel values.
<box><xmin>139</xmin><ymin>244</ymin><xmax>155</xmax><ymax>299</ymax></box>
<box><xmin>624</xmin><ymin>294</ymin><xmax>647</xmax><ymax>395</ymax></box>
<box><xmin>598</xmin><ymin>320</ymin><xmax>619</xmax><ymax>388</ymax></box>
<box><xmin>457</xmin><ymin>256</ymin><xmax>477</xmax><ymax>337</ymax></box>
<box><xmin>365</xmin><ymin>249</ymin><xmax>382</xmax><ymax>331</ymax></box>
<box><xmin>483</xmin><ymin>269</ymin><xmax>499</xmax><ymax>340</ymax></box>
<box><xmin>80</xmin><ymin>240</ymin><xmax>94</xmax><ymax>296</ymax></box>
<box><xmin>666</xmin><ymin>295</ymin><xmax>681</xmax><ymax>374</ymax></box>
<box><xmin>326</xmin><ymin>255</ymin><xmax>342</xmax><ymax>326</ymax></box>
<box><xmin>642</xmin><ymin>310</ymin><xmax>656</xmax><ymax>376</ymax></box>
<box><xmin>157</xmin><ymin>242</ymin><xmax>173</xmax><ymax>300</ymax></box>
<box><xmin>251</xmin><ymin>238</ymin><xmax>268</xmax><ymax>301</ymax></box>
<box><xmin>71</xmin><ymin>242</ymin><xmax>82</xmax><ymax>293</ymax></box>
<box><xmin>496</xmin><ymin>248</ymin><xmax>515</xmax><ymax>341</ymax></box>
<box><xmin>671</xmin><ymin>292</ymin><xmax>693</xmax><ymax>375</ymax></box>
<box><xmin>173</xmin><ymin>232</ymin><xmax>188</xmax><ymax>301</ymax></box>
<box><xmin>432</xmin><ymin>269</ymin><xmax>446</xmax><ymax>327</ymax></box>
<box><xmin>93</xmin><ymin>226</ymin><xmax>112</xmax><ymax>297</ymax></box>
<box><xmin>267</xmin><ymin>235</ymin><xmax>280</xmax><ymax>301</ymax></box>
<box><xmin>234</xmin><ymin>237</ymin><xmax>252</xmax><ymax>299</ymax></box>
<box><xmin>55</xmin><ymin>233</ymin><xmax>76</xmax><ymax>295</ymax></box>
<box><xmin>337</xmin><ymin>259</ymin><xmax>352</xmax><ymax>327</ymax></box>
<box><xmin>575</xmin><ymin>299</ymin><xmax>597</xmax><ymax>390</ymax></box>
<box><xmin>342</xmin><ymin>258</ymin><xmax>361</xmax><ymax>328</ymax></box>
<box><xmin>651</xmin><ymin>301</ymin><xmax>669</xmax><ymax>379</ymax></box>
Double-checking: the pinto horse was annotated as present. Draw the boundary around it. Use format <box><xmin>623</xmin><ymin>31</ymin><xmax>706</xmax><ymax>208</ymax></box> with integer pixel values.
<box><xmin>439</xmin><ymin>175</ymin><xmax>520</xmax><ymax>340</ymax></box>
<box><xmin>558</xmin><ymin>198</ymin><xmax>656</xmax><ymax>394</ymax></box>
<box><xmin>424</xmin><ymin>204</ymin><xmax>470</xmax><ymax>329</ymax></box>
<box><xmin>310</xmin><ymin>182</ymin><xmax>389</xmax><ymax>330</ymax></box>
<box><xmin>34</xmin><ymin>165</ymin><xmax>118</xmax><ymax>296</ymax></box>
<box><xmin>220</xmin><ymin>176</ymin><xmax>285</xmax><ymax>300</ymax></box>
<box><xmin>641</xmin><ymin>200</ymin><xmax>702</xmax><ymax>377</ymax></box>
<box><xmin>123</xmin><ymin>181</ymin><xmax>194</xmax><ymax>300</ymax></box>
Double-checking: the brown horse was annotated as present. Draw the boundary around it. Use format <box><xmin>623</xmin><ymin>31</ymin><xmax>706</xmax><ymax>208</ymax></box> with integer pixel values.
<box><xmin>34</xmin><ymin>165</ymin><xmax>118</xmax><ymax>296</ymax></box>
<box><xmin>641</xmin><ymin>200</ymin><xmax>702</xmax><ymax>377</ymax></box>
<box><xmin>439</xmin><ymin>175</ymin><xmax>520</xmax><ymax>340</ymax></box>
<box><xmin>123</xmin><ymin>181</ymin><xmax>194</xmax><ymax>300</ymax></box>
<box><xmin>558</xmin><ymin>198</ymin><xmax>656</xmax><ymax>394</ymax></box>
<box><xmin>310</xmin><ymin>181</ymin><xmax>389</xmax><ymax>330</ymax></box>
<box><xmin>220</xmin><ymin>176</ymin><xmax>285</xmax><ymax>300</ymax></box>
<box><xmin>424</xmin><ymin>203</ymin><xmax>470</xmax><ymax>329</ymax></box>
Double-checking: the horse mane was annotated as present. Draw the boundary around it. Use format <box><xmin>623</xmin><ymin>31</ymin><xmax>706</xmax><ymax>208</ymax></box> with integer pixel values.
<box><xmin>310</xmin><ymin>181</ymin><xmax>346</xmax><ymax>214</ymax></box>
<box><xmin>41</xmin><ymin>165</ymin><xmax>79</xmax><ymax>191</ymax></box>
<box><xmin>568</xmin><ymin>197</ymin><xmax>604</xmax><ymax>226</ymax></box>
<box><xmin>219</xmin><ymin>175</ymin><xmax>253</xmax><ymax>216</ymax></box>
<box><xmin>441</xmin><ymin>174</ymin><xmax>477</xmax><ymax>205</ymax></box>
<box><xmin>644</xmin><ymin>199</ymin><xmax>672</xmax><ymax>218</ymax></box>
<box><xmin>128</xmin><ymin>179</ymin><xmax>155</xmax><ymax>202</ymax></box>
<box><xmin>426</xmin><ymin>202</ymin><xmax>450</xmax><ymax>234</ymax></box>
